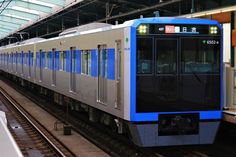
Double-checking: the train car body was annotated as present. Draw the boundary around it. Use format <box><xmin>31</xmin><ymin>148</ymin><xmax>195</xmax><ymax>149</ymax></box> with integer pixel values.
<box><xmin>0</xmin><ymin>17</ymin><xmax>223</xmax><ymax>147</ymax></box>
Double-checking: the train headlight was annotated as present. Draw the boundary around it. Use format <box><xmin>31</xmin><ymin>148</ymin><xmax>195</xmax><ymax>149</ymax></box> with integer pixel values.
<box><xmin>210</xmin><ymin>26</ymin><xmax>218</xmax><ymax>34</ymax></box>
<box><xmin>138</xmin><ymin>25</ymin><xmax>148</xmax><ymax>34</ymax></box>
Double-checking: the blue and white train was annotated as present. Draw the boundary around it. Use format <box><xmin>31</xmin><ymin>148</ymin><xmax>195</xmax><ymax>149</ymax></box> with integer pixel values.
<box><xmin>0</xmin><ymin>17</ymin><xmax>223</xmax><ymax>146</ymax></box>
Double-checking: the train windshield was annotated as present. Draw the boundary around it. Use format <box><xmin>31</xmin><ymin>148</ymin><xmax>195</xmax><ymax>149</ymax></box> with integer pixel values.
<box><xmin>136</xmin><ymin>30</ymin><xmax>221</xmax><ymax>113</ymax></box>
<box><xmin>181</xmin><ymin>38</ymin><xmax>220</xmax><ymax>74</ymax></box>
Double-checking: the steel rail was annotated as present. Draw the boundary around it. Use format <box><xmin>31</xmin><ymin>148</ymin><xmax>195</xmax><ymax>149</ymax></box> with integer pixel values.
<box><xmin>0</xmin><ymin>87</ymin><xmax>70</xmax><ymax>157</ymax></box>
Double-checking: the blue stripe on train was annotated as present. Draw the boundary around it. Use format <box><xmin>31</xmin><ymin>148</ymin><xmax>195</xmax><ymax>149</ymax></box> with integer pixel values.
<box><xmin>30</xmin><ymin>52</ymin><xmax>33</xmax><ymax>66</ymax></box>
<box><xmin>25</xmin><ymin>48</ymin><xmax>115</xmax><ymax>80</ymax></box>
<box><xmin>41</xmin><ymin>51</ymin><xmax>45</xmax><ymax>68</ymax></box>
<box><xmin>107</xmin><ymin>48</ymin><xmax>115</xmax><ymax>80</ymax></box>
<box><xmin>102</xmin><ymin>49</ymin><xmax>105</xmax><ymax>78</ymax></box>
<box><xmin>21</xmin><ymin>52</ymin><xmax>23</xmax><ymax>64</ymax></box>
<box><xmin>36</xmin><ymin>52</ymin><xmax>40</xmax><ymax>67</ymax></box>
<box><xmin>28</xmin><ymin>52</ymin><xmax>30</xmax><ymax>66</ymax></box>
<box><xmin>48</xmin><ymin>51</ymin><xmax>52</xmax><ymax>70</ymax></box>
<box><xmin>66</xmin><ymin>50</ymin><xmax>71</xmax><ymax>72</ymax></box>
<box><xmin>75</xmin><ymin>50</ymin><xmax>81</xmax><ymax>74</ymax></box>
<box><xmin>26</xmin><ymin>53</ymin><xmax>29</xmax><ymax>65</ymax></box>
<box><xmin>91</xmin><ymin>49</ymin><xmax>97</xmax><ymax>77</ymax></box>
<box><xmin>55</xmin><ymin>51</ymin><xmax>60</xmax><ymax>71</ymax></box>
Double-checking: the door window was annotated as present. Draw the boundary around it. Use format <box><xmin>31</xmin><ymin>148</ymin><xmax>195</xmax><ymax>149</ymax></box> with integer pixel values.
<box><xmin>137</xmin><ymin>38</ymin><xmax>153</xmax><ymax>74</ymax></box>
<box><xmin>156</xmin><ymin>39</ymin><xmax>177</xmax><ymax>74</ymax></box>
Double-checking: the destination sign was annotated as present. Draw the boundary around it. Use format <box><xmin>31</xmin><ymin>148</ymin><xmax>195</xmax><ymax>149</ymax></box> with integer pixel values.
<box><xmin>137</xmin><ymin>24</ymin><xmax>220</xmax><ymax>35</ymax></box>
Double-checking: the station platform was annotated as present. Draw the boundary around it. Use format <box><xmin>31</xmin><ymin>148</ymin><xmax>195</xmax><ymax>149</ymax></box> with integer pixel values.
<box><xmin>0</xmin><ymin>111</ymin><xmax>23</xmax><ymax>157</ymax></box>
<box><xmin>0</xmin><ymin>80</ymin><xmax>110</xmax><ymax>157</ymax></box>
<box><xmin>223</xmin><ymin>109</ymin><xmax>236</xmax><ymax>124</ymax></box>
<box><xmin>223</xmin><ymin>84</ymin><xmax>236</xmax><ymax>124</ymax></box>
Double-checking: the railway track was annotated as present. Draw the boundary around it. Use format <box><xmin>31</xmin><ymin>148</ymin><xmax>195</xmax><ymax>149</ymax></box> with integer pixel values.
<box><xmin>0</xmin><ymin>87</ymin><xmax>76</xmax><ymax>157</ymax></box>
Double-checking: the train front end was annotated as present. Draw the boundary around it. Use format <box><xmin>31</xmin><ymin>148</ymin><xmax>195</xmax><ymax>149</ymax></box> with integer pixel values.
<box><xmin>127</xmin><ymin>17</ymin><xmax>222</xmax><ymax>146</ymax></box>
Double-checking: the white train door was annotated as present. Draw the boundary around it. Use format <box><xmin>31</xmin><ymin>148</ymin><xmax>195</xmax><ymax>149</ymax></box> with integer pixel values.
<box><xmin>115</xmin><ymin>40</ymin><xmax>122</xmax><ymax>109</ymax></box>
<box><xmin>70</xmin><ymin>47</ymin><xmax>76</xmax><ymax>92</ymax></box>
<box><xmin>98</xmin><ymin>44</ymin><xmax>107</xmax><ymax>104</ymax></box>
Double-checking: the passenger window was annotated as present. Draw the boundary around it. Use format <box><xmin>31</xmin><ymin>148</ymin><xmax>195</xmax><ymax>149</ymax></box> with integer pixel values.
<box><xmin>156</xmin><ymin>39</ymin><xmax>177</xmax><ymax>74</ymax></box>
<box><xmin>12</xmin><ymin>53</ymin><xmax>14</xmax><ymax>63</ymax></box>
<box><xmin>45</xmin><ymin>52</ymin><xmax>50</xmax><ymax>68</ymax></box>
<box><xmin>103</xmin><ymin>49</ymin><xmax>108</xmax><ymax>78</ymax></box>
<box><xmin>60</xmin><ymin>51</ymin><xmax>63</xmax><ymax>70</ymax></box>
<box><xmin>71</xmin><ymin>47</ymin><xmax>76</xmax><ymax>73</ymax></box>
<box><xmin>18</xmin><ymin>52</ymin><xmax>21</xmax><ymax>64</ymax></box>
<box><xmin>82</xmin><ymin>50</ymin><xmax>91</xmax><ymax>75</ymax></box>
<box><xmin>25</xmin><ymin>53</ymin><xmax>27</xmax><ymax>65</ymax></box>
<box><xmin>45</xmin><ymin>52</ymin><xmax>47</xmax><ymax>68</ymax></box>
<box><xmin>40</xmin><ymin>50</ymin><xmax>45</xmax><ymax>68</ymax></box>
<box><xmin>20</xmin><ymin>52</ymin><xmax>23</xmax><ymax>64</ymax></box>
<box><xmin>27</xmin><ymin>53</ymin><xmax>29</xmax><ymax>65</ymax></box>
<box><xmin>29</xmin><ymin>51</ymin><xmax>33</xmax><ymax>66</ymax></box>
<box><xmin>137</xmin><ymin>38</ymin><xmax>153</xmax><ymax>74</ymax></box>
<box><xmin>82</xmin><ymin>50</ymin><xmax>87</xmax><ymax>74</ymax></box>
<box><xmin>17</xmin><ymin>53</ymin><xmax>19</xmax><ymax>63</ymax></box>
<box><xmin>38</xmin><ymin>50</ymin><xmax>41</xmax><ymax>67</ymax></box>
<box><xmin>60</xmin><ymin>51</ymin><xmax>66</xmax><ymax>71</ymax></box>
<box><xmin>88</xmin><ymin>50</ymin><xmax>91</xmax><ymax>75</ymax></box>
<box><xmin>32</xmin><ymin>53</ymin><xmax>34</xmax><ymax>66</ymax></box>
<box><xmin>12</xmin><ymin>52</ymin><xmax>15</xmax><ymax>63</ymax></box>
<box><xmin>28</xmin><ymin>51</ymin><xmax>30</xmax><ymax>66</ymax></box>
<box><xmin>15</xmin><ymin>51</ymin><xmax>19</xmax><ymax>64</ymax></box>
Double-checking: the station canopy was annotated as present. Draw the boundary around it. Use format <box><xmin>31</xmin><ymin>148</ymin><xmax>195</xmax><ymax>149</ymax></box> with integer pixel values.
<box><xmin>0</xmin><ymin>0</ymin><xmax>69</xmax><ymax>39</ymax></box>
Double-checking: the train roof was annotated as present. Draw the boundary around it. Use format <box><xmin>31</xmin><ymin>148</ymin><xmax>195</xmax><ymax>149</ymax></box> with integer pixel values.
<box><xmin>0</xmin><ymin>38</ymin><xmax>46</xmax><ymax>51</ymax></box>
<box><xmin>59</xmin><ymin>23</ymin><xmax>112</xmax><ymax>36</ymax></box>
